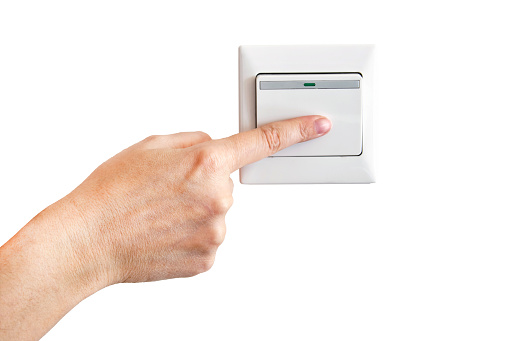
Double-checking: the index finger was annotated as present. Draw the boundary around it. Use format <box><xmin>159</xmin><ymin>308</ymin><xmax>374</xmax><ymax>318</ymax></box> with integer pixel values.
<box><xmin>217</xmin><ymin>115</ymin><xmax>332</xmax><ymax>172</ymax></box>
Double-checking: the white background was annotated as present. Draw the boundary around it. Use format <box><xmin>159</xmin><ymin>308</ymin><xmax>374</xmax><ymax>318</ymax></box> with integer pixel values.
<box><xmin>1</xmin><ymin>1</ymin><xmax>505</xmax><ymax>340</ymax></box>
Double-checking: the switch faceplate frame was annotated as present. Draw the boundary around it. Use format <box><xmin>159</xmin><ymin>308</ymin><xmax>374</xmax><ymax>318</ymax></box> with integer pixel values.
<box><xmin>239</xmin><ymin>45</ymin><xmax>375</xmax><ymax>184</ymax></box>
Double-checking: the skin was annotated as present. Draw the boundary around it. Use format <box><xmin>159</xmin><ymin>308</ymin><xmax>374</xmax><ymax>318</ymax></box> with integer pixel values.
<box><xmin>0</xmin><ymin>115</ymin><xmax>332</xmax><ymax>341</ymax></box>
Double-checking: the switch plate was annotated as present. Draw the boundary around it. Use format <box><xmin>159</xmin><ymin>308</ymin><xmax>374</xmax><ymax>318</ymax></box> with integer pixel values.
<box><xmin>256</xmin><ymin>73</ymin><xmax>363</xmax><ymax>157</ymax></box>
<box><xmin>239</xmin><ymin>45</ymin><xmax>375</xmax><ymax>184</ymax></box>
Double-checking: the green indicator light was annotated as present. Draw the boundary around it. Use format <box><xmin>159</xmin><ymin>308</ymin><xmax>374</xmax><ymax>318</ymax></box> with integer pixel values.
<box><xmin>304</xmin><ymin>83</ymin><xmax>316</xmax><ymax>87</ymax></box>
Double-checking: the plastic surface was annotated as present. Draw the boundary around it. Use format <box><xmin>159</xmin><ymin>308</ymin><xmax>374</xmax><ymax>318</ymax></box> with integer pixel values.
<box><xmin>239</xmin><ymin>45</ymin><xmax>375</xmax><ymax>184</ymax></box>
<box><xmin>256</xmin><ymin>73</ymin><xmax>362</xmax><ymax>157</ymax></box>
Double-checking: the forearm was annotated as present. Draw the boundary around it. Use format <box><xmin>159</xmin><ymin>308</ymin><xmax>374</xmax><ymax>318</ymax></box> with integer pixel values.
<box><xmin>0</xmin><ymin>198</ymin><xmax>109</xmax><ymax>341</ymax></box>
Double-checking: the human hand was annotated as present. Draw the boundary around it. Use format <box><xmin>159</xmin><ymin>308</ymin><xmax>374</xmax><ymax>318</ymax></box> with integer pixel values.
<box><xmin>9</xmin><ymin>115</ymin><xmax>332</xmax><ymax>284</ymax></box>
<box><xmin>64</xmin><ymin>115</ymin><xmax>331</xmax><ymax>285</ymax></box>
<box><xmin>0</xmin><ymin>115</ymin><xmax>331</xmax><ymax>340</ymax></box>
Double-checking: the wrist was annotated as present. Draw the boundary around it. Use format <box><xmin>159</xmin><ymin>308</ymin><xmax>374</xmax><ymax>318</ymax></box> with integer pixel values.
<box><xmin>0</xmin><ymin>198</ymin><xmax>112</xmax><ymax>339</ymax></box>
<box><xmin>48</xmin><ymin>195</ymin><xmax>116</xmax><ymax>290</ymax></box>
<box><xmin>16</xmin><ymin>196</ymin><xmax>113</xmax><ymax>300</ymax></box>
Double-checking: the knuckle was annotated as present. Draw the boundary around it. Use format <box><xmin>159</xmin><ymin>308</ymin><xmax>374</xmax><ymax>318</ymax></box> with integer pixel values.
<box><xmin>141</xmin><ymin>135</ymin><xmax>168</xmax><ymax>149</ymax></box>
<box><xmin>260</xmin><ymin>125</ymin><xmax>283</xmax><ymax>153</ymax></box>
<box><xmin>195</xmin><ymin>131</ymin><xmax>212</xmax><ymax>141</ymax></box>
<box><xmin>143</xmin><ymin>135</ymin><xmax>160</xmax><ymax>143</ymax></box>
<box><xmin>210</xmin><ymin>196</ymin><xmax>233</xmax><ymax>215</ymax></box>
<box><xmin>193</xmin><ymin>146</ymin><xmax>221</xmax><ymax>172</ymax></box>
<box><xmin>298</xmin><ymin>122</ymin><xmax>312</xmax><ymax>141</ymax></box>
<box><xmin>205</xmin><ymin>223</ymin><xmax>226</xmax><ymax>246</ymax></box>
<box><xmin>197</xmin><ymin>255</ymin><xmax>216</xmax><ymax>274</ymax></box>
<box><xmin>145</xmin><ymin>134</ymin><xmax>159</xmax><ymax>141</ymax></box>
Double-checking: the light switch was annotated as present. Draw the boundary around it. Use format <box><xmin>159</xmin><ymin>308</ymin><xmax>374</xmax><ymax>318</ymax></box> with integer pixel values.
<box><xmin>256</xmin><ymin>73</ymin><xmax>362</xmax><ymax>156</ymax></box>
<box><xmin>239</xmin><ymin>45</ymin><xmax>375</xmax><ymax>184</ymax></box>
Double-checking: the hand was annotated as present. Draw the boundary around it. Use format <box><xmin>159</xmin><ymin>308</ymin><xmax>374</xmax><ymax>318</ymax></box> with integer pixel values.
<box><xmin>0</xmin><ymin>115</ymin><xmax>331</xmax><ymax>340</ymax></box>
<box><xmin>66</xmin><ymin>115</ymin><xmax>332</xmax><ymax>284</ymax></box>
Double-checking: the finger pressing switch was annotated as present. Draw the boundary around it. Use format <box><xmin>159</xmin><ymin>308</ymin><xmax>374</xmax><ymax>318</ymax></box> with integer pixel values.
<box><xmin>256</xmin><ymin>73</ymin><xmax>362</xmax><ymax>157</ymax></box>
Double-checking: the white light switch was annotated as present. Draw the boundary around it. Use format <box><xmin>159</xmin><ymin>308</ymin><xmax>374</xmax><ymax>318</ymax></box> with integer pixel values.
<box><xmin>239</xmin><ymin>45</ymin><xmax>375</xmax><ymax>184</ymax></box>
<box><xmin>256</xmin><ymin>73</ymin><xmax>362</xmax><ymax>156</ymax></box>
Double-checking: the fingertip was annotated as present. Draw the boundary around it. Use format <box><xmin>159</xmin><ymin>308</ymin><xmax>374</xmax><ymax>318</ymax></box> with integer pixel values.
<box><xmin>313</xmin><ymin>117</ymin><xmax>332</xmax><ymax>136</ymax></box>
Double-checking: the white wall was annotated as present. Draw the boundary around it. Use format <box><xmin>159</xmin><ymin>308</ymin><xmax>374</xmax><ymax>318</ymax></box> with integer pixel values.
<box><xmin>1</xmin><ymin>1</ymin><xmax>505</xmax><ymax>340</ymax></box>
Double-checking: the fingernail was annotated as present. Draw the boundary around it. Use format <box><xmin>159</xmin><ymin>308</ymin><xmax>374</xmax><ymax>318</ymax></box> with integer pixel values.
<box><xmin>314</xmin><ymin>118</ymin><xmax>332</xmax><ymax>135</ymax></box>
